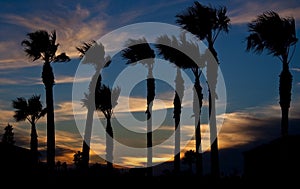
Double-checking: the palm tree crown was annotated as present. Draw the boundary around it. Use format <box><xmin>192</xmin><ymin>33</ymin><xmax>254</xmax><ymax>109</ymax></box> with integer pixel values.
<box><xmin>122</xmin><ymin>37</ymin><xmax>155</xmax><ymax>68</ymax></box>
<box><xmin>246</xmin><ymin>11</ymin><xmax>298</xmax><ymax>60</ymax></box>
<box><xmin>12</xmin><ymin>95</ymin><xmax>47</xmax><ymax>125</ymax></box>
<box><xmin>21</xmin><ymin>30</ymin><xmax>70</xmax><ymax>63</ymax></box>
<box><xmin>96</xmin><ymin>85</ymin><xmax>121</xmax><ymax>119</ymax></box>
<box><xmin>176</xmin><ymin>1</ymin><xmax>230</xmax><ymax>44</ymax></box>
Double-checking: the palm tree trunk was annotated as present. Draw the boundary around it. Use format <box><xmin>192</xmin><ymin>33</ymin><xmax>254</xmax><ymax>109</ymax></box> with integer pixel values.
<box><xmin>146</xmin><ymin>73</ymin><xmax>155</xmax><ymax>176</ymax></box>
<box><xmin>209</xmin><ymin>90</ymin><xmax>220</xmax><ymax>178</ymax></box>
<box><xmin>30</xmin><ymin>122</ymin><xmax>38</xmax><ymax>165</ymax></box>
<box><xmin>82</xmin><ymin>71</ymin><xmax>101</xmax><ymax>170</ymax></box>
<box><xmin>174</xmin><ymin>107</ymin><xmax>180</xmax><ymax>174</ymax></box>
<box><xmin>279</xmin><ymin>61</ymin><xmax>292</xmax><ymax>137</ymax></box>
<box><xmin>174</xmin><ymin>68</ymin><xmax>184</xmax><ymax>174</ymax></box>
<box><xmin>82</xmin><ymin>105</ymin><xmax>94</xmax><ymax>170</ymax></box>
<box><xmin>42</xmin><ymin>62</ymin><xmax>55</xmax><ymax>171</ymax></box>
<box><xmin>106</xmin><ymin>116</ymin><xmax>113</xmax><ymax>171</ymax></box>
<box><xmin>208</xmin><ymin>42</ymin><xmax>220</xmax><ymax>179</ymax></box>
<box><xmin>194</xmin><ymin>74</ymin><xmax>203</xmax><ymax>176</ymax></box>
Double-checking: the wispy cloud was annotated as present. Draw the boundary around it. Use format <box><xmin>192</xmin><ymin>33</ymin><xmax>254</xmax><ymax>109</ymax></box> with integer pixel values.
<box><xmin>0</xmin><ymin>41</ymin><xmax>35</xmax><ymax>70</ymax></box>
<box><xmin>292</xmin><ymin>67</ymin><xmax>300</xmax><ymax>72</ymax></box>
<box><xmin>0</xmin><ymin>4</ymin><xmax>107</xmax><ymax>70</ymax></box>
<box><xmin>114</xmin><ymin>95</ymin><xmax>175</xmax><ymax>114</ymax></box>
<box><xmin>33</xmin><ymin>75</ymin><xmax>91</xmax><ymax>85</ymax></box>
<box><xmin>0</xmin><ymin>77</ymin><xmax>40</xmax><ymax>85</ymax></box>
<box><xmin>228</xmin><ymin>1</ymin><xmax>300</xmax><ymax>25</ymax></box>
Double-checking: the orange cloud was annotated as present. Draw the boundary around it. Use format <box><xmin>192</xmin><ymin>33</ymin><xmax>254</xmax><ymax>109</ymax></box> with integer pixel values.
<box><xmin>0</xmin><ymin>4</ymin><xmax>107</xmax><ymax>70</ymax></box>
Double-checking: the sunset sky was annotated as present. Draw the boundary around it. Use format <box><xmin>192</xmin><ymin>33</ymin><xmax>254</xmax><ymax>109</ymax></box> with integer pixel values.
<box><xmin>0</xmin><ymin>0</ymin><xmax>300</xmax><ymax>174</ymax></box>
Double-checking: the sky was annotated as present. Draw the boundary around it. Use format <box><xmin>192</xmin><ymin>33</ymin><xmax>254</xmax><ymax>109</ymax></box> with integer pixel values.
<box><xmin>0</xmin><ymin>0</ymin><xmax>300</xmax><ymax>175</ymax></box>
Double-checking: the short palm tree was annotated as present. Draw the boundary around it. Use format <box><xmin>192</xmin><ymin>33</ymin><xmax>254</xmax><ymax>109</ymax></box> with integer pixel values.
<box><xmin>95</xmin><ymin>84</ymin><xmax>121</xmax><ymax>171</ymax></box>
<box><xmin>176</xmin><ymin>2</ymin><xmax>230</xmax><ymax>178</ymax></box>
<box><xmin>182</xmin><ymin>149</ymin><xmax>196</xmax><ymax>175</ymax></box>
<box><xmin>2</xmin><ymin>123</ymin><xmax>15</xmax><ymax>145</ymax></box>
<box><xmin>12</xmin><ymin>94</ymin><xmax>47</xmax><ymax>165</ymax></box>
<box><xmin>156</xmin><ymin>33</ymin><xmax>204</xmax><ymax>176</ymax></box>
<box><xmin>246</xmin><ymin>11</ymin><xmax>298</xmax><ymax>137</ymax></box>
<box><xmin>121</xmin><ymin>37</ymin><xmax>155</xmax><ymax>176</ymax></box>
<box><xmin>21</xmin><ymin>30</ymin><xmax>70</xmax><ymax>169</ymax></box>
<box><xmin>76</xmin><ymin>41</ymin><xmax>111</xmax><ymax>170</ymax></box>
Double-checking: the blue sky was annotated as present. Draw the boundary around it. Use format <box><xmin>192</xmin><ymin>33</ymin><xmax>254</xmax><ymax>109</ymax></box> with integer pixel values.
<box><xmin>0</xmin><ymin>0</ymin><xmax>300</xmax><ymax>174</ymax></box>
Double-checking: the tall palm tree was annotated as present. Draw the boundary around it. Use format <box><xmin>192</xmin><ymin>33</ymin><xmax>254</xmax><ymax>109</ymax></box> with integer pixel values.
<box><xmin>76</xmin><ymin>41</ymin><xmax>111</xmax><ymax>170</ymax></box>
<box><xmin>121</xmin><ymin>37</ymin><xmax>155</xmax><ymax>176</ymax></box>
<box><xmin>246</xmin><ymin>11</ymin><xmax>298</xmax><ymax>137</ymax></box>
<box><xmin>156</xmin><ymin>34</ymin><xmax>204</xmax><ymax>176</ymax></box>
<box><xmin>12</xmin><ymin>95</ymin><xmax>47</xmax><ymax>165</ymax></box>
<box><xmin>176</xmin><ymin>1</ymin><xmax>230</xmax><ymax>178</ymax></box>
<box><xmin>21</xmin><ymin>30</ymin><xmax>70</xmax><ymax>170</ymax></box>
<box><xmin>95</xmin><ymin>84</ymin><xmax>121</xmax><ymax>172</ymax></box>
<box><xmin>173</xmin><ymin>68</ymin><xmax>184</xmax><ymax>174</ymax></box>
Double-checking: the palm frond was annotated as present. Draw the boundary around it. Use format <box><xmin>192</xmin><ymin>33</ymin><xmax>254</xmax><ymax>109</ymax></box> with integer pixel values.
<box><xmin>12</xmin><ymin>95</ymin><xmax>46</xmax><ymax>123</ymax></box>
<box><xmin>38</xmin><ymin>108</ymin><xmax>47</xmax><ymax>118</ymax></box>
<box><xmin>121</xmin><ymin>37</ymin><xmax>155</xmax><ymax>66</ymax></box>
<box><xmin>76</xmin><ymin>40</ymin><xmax>96</xmax><ymax>59</ymax></box>
<box><xmin>155</xmin><ymin>34</ymin><xmax>201</xmax><ymax>69</ymax></box>
<box><xmin>176</xmin><ymin>1</ymin><xmax>215</xmax><ymax>40</ymax></box>
<box><xmin>77</xmin><ymin>41</ymin><xmax>110</xmax><ymax>69</ymax></box>
<box><xmin>95</xmin><ymin>84</ymin><xmax>121</xmax><ymax>116</ymax></box>
<box><xmin>246</xmin><ymin>11</ymin><xmax>298</xmax><ymax>57</ymax></box>
<box><xmin>22</xmin><ymin>30</ymin><xmax>69</xmax><ymax>63</ymax></box>
<box><xmin>12</xmin><ymin>97</ymin><xmax>28</xmax><ymax>121</ymax></box>
<box><xmin>216</xmin><ymin>6</ymin><xmax>230</xmax><ymax>33</ymax></box>
<box><xmin>28</xmin><ymin>95</ymin><xmax>43</xmax><ymax>117</ymax></box>
<box><xmin>111</xmin><ymin>86</ymin><xmax>121</xmax><ymax>108</ymax></box>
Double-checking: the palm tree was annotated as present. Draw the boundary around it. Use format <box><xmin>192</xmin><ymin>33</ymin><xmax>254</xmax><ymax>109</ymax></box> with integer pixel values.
<box><xmin>176</xmin><ymin>1</ymin><xmax>230</xmax><ymax>178</ymax></box>
<box><xmin>21</xmin><ymin>30</ymin><xmax>70</xmax><ymax>170</ymax></box>
<box><xmin>121</xmin><ymin>37</ymin><xmax>155</xmax><ymax>176</ymax></box>
<box><xmin>2</xmin><ymin>123</ymin><xmax>15</xmax><ymax>145</ymax></box>
<box><xmin>76</xmin><ymin>41</ymin><xmax>111</xmax><ymax>170</ymax></box>
<box><xmin>182</xmin><ymin>149</ymin><xmax>196</xmax><ymax>175</ymax></box>
<box><xmin>95</xmin><ymin>84</ymin><xmax>121</xmax><ymax>171</ymax></box>
<box><xmin>156</xmin><ymin>33</ymin><xmax>204</xmax><ymax>176</ymax></box>
<box><xmin>246</xmin><ymin>11</ymin><xmax>298</xmax><ymax>137</ymax></box>
<box><xmin>12</xmin><ymin>95</ymin><xmax>47</xmax><ymax>165</ymax></box>
<box><xmin>73</xmin><ymin>151</ymin><xmax>84</xmax><ymax>170</ymax></box>
<box><xmin>173</xmin><ymin>68</ymin><xmax>184</xmax><ymax>174</ymax></box>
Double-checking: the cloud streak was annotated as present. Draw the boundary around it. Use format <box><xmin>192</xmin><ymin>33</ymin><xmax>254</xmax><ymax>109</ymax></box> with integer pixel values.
<box><xmin>0</xmin><ymin>4</ymin><xmax>107</xmax><ymax>70</ymax></box>
<box><xmin>228</xmin><ymin>1</ymin><xmax>300</xmax><ymax>25</ymax></box>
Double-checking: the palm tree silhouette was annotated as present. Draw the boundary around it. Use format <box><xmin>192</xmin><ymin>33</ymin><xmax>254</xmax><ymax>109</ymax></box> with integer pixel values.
<box><xmin>95</xmin><ymin>84</ymin><xmax>121</xmax><ymax>171</ymax></box>
<box><xmin>176</xmin><ymin>2</ymin><xmax>230</xmax><ymax>178</ymax></box>
<box><xmin>12</xmin><ymin>95</ymin><xmax>47</xmax><ymax>165</ymax></box>
<box><xmin>76</xmin><ymin>41</ymin><xmax>111</xmax><ymax>170</ymax></box>
<box><xmin>2</xmin><ymin>123</ymin><xmax>15</xmax><ymax>145</ymax></box>
<box><xmin>246</xmin><ymin>11</ymin><xmax>298</xmax><ymax>137</ymax></box>
<box><xmin>121</xmin><ymin>37</ymin><xmax>155</xmax><ymax>176</ymax></box>
<box><xmin>156</xmin><ymin>33</ymin><xmax>204</xmax><ymax>176</ymax></box>
<box><xmin>21</xmin><ymin>30</ymin><xmax>70</xmax><ymax>170</ymax></box>
<box><xmin>172</xmin><ymin>68</ymin><xmax>184</xmax><ymax>174</ymax></box>
<box><xmin>182</xmin><ymin>149</ymin><xmax>196</xmax><ymax>175</ymax></box>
